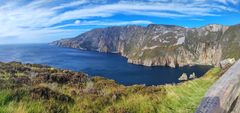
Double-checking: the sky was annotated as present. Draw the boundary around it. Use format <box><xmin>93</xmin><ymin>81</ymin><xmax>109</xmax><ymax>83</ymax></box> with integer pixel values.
<box><xmin>0</xmin><ymin>0</ymin><xmax>239</xmax><ymax>44</ymax></box>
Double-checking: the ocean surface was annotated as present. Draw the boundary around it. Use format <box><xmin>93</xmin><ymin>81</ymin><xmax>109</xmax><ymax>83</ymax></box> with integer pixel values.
<box><xmin>0</xmin><ymin>44</ymin><xmax>211</xmax><ymax>86</ymax></box>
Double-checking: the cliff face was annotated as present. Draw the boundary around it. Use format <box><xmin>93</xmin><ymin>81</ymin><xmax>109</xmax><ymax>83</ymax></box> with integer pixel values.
<box><xmin>52</xmin><ymin>24</ymin><xmax>240</xmax><ymax>67</ymax></box>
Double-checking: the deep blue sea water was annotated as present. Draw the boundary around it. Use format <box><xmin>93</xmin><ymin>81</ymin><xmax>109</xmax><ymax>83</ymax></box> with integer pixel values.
<box><xmin>0</xmin><ymin>44</ymin><xmax>211</xmax><ymax>86</ymax></box>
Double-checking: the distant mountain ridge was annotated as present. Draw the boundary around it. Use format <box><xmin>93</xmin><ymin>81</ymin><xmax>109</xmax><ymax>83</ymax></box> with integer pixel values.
<box><xmin>52</xmin><ymin>24</ymin><xmax>240</xmax><ymax>67</ymax></box>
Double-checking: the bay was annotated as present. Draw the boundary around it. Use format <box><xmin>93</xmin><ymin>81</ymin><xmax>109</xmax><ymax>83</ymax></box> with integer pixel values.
<box><xmin>0</xmin><ymin>44</ymin><xmax>211</xmax><ymax>86</ymax></box>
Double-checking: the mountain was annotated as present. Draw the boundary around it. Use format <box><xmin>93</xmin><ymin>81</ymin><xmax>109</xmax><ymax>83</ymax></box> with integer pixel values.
<box><xmin>52</xmin><ymin>24</ymin><xmax>240</xmax><ymax>67</ymax></box>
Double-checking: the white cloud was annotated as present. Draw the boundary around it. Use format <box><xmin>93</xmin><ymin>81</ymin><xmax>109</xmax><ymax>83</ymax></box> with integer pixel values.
<box><xmin>47</xmin><ymin>1</ymin><xmax>238</xmax><ymax>26</ymax></box>
<box><xmin>51</xmin><ymin>0</ymin><xmax>89</xmax><ymax>10</ymax></box>
<box><xmin>74</xmin><ymin>20</ymin><xmax>81</xmax><ymax>25</ymax></box>
<box><xmin>215</xmin><ymin>0</ymin><xmax>239</xmax><ymax>5</ymax></box>
<box><xmin>54</xmin><ymin>20</ymin><xmax>153</xmax><ymax>29</ymax></box>
<box><xmin>0</xmin><ymin>0</ymin><xmax>238</xmax><ymax>43</ymax></box>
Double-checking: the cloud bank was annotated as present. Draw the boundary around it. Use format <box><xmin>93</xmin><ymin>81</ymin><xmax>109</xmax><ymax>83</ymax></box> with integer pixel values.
<box><xmin>0</xmin><ymin>0</ymin><xmax>239</xmax><ymax>43</ymax></box>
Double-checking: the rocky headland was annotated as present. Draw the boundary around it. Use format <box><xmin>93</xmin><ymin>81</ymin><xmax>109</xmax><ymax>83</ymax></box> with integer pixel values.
<box><xmin>52</xmin><ymin>24</ymin><xmax>240</xmax><ymax>68</ymax></box>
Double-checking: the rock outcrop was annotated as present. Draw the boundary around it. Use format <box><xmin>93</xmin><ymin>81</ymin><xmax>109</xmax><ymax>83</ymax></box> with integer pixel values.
<box><xmin>220</xmin><ymin>58</ymin><xmax>236</xmax><ymax>69</ymax></box>
<box><xmin>178</xmin><ymin>73</ymin><xmax>188</xmax><ymax>81</ymax></box>
<box><xmin>189</xmin><ymin>73</ymin><xmax>196</xmax><ymax>79</ymax></box>
<box><xmin>52</xmin><ymin>24</ymin><xmax>240</xmax><ymax>67</ymax></box>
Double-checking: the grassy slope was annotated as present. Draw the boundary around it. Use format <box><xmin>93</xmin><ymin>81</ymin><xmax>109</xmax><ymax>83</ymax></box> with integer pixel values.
<box><xmin>162</xmin><ymin>67</ymin><xmax>220</xmax><ymax>113</ymax></box>
<box><xmin>0</xmin><ymin>62</ymin><xmax>221</xmax><ymax>113</ymax></box>
<box><xmin>103</xmin><ymin>67</ymin><xmax>221</xmax><ymax>113</ymax></box>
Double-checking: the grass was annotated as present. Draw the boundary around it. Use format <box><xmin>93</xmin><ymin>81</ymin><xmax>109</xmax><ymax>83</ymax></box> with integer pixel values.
<box><xmin>0</xmin><ymin>62</ymin><xmax>222</xmax><ymax>113</ymax></box>
<box><xmin>102</xmin><ymin>67</ymin><xmax>221</xmax><ymax>113</ymax></box>
<box><xmin>160</xmin><ymin>67</ymin><xmax>220</xmax><ymax>113</ymax></box>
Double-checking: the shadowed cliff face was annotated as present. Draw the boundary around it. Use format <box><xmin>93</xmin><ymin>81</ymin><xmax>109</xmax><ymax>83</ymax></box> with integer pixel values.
<box><xmin>52</xmin><ymin>24</ymin><xmax>240</xmax><ymax>67</ymax></box>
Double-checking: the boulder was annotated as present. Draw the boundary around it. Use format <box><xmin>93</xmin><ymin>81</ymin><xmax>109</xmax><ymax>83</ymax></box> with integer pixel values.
<box><xmin>220</xmin><ymin>58</ymin><xmax>235</xmax><ymax>69</ymax></box>
<box><xmin>189</xmin><ymin>72</ymin><xmax>196</xmax><ymax>79</ymax></box>
<box><xmin>178</xmin><ymin>73</ymin><xmax>188</xmax><ymax>81</ymax></box>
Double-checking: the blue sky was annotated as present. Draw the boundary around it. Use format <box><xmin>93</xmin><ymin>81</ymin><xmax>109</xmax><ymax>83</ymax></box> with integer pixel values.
<box><xmin>0</xmin><ymin>0</ymin><xmax>239</xmax><ymax>44</ymax></box>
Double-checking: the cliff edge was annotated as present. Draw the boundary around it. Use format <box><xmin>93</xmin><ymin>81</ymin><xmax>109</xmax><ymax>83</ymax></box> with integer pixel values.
<box><xmin>52</xmin><ymin>24</ymin><xmax>240</xmax><ymax>67</ymax></box>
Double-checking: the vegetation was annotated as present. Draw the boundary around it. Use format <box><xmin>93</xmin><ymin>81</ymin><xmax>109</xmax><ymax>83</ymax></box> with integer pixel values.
<box><xmin>222</xmin><ymin>25</ymin><xmax>240</xmax><ymax>59</ymax></box>
<box><xmin>0</xmin><ymin>62</ymin><xmax>222</xmax><ymax>113</ymax></box>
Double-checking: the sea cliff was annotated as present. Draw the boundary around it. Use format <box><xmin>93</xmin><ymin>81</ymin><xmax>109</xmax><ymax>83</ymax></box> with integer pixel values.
<box><xmin>52</xmin><ymin>24</ymin><xmax>240</xmax><ymax>67</ymax></box>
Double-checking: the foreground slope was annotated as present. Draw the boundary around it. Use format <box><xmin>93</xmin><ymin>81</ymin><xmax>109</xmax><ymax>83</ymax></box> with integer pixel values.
<box><xmin>52</xmin><ymin>24</ymin><xmax>240</xmax><ymax>67</ymax></box>
<box><xmin>196</xmin><ymin>60</ymin><xmax>240</xmax><ymax>113</ymax></box>
<box><xmin>0</xmin><ymin>62</ymin><xmax>222</xmax><ymax>113</ymax></box>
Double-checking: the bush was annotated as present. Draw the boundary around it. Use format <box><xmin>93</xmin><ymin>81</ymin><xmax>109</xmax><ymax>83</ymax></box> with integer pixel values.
<box><xmin>0</xmin><ymin>90</ymin><xmax>13</xmax><ymax>106</ymax></box>
<box><xmin>31</xmin><ymin>86</ymin><xmax>74</xmax><ymax>103</ymax></box>
<box><xmin>46</xmin><ymin>100</ymin><xmax>69</xmax><ymax>113</ymax></box>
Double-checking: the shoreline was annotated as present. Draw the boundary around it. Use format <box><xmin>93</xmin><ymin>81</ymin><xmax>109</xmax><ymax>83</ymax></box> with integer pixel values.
<box><xmin>0</xmin><ymin>61</ymin><xmax>212</xmax><ymax>86</ymax></box>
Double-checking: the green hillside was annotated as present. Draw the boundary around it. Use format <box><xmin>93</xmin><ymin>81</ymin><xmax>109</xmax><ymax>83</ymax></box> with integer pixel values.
<box><xmin>0</xmin><ymin>62</ymin><xmax>222</xmax><ymax>113</ymax></box>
